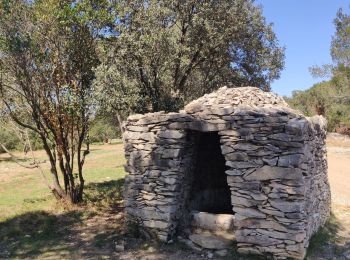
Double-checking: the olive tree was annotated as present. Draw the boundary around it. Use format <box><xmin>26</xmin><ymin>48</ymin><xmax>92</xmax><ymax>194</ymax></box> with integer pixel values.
<box><xmin>94</xmin><ymin>0</ymin><xmax>285</xmax><ymax>115</ymax></box>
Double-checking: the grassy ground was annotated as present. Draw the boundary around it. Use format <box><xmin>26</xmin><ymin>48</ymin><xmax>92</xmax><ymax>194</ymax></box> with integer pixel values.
<box><xmin>0</xmin><ymin>143</ymin><xmax>126</xmax><ymax>221</ymax></box>
<box><xmin>0</xmin><ymin>139</ymin><xmax>349</xmax><ymax>259</ymax></box>
<box><xmin>0</xmin><ymin>143</ymin><xmax>127</xmax><ymax>259</ymax></box>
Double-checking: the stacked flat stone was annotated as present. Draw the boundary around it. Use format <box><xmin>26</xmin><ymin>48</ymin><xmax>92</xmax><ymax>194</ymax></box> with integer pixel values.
<box><xmin>184</xmin><ymin>86</ymin><xmax>288</xmax><ymax>112</ymax></box>
<box><xmin>123</xmin><ymin>86</ymin><xmax>331</xmax><ymax>259</ymax></box>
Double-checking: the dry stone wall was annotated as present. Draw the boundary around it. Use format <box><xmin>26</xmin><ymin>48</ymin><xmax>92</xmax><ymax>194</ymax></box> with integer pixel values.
<box><xmin>123</xmin><ymin>87</ymin><xmax>331</xmax><ymax>259</ymax></box>
<box><xmin>123</xmin><ymin>112</ymin><xmax>196</xmax><ymax>242</ymax></box>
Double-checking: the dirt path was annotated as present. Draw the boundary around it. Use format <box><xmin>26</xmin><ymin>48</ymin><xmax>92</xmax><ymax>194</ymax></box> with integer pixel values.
<box><xmin>328</xmin><ymin>151</ymin><xmax>350</xmax><ymax>207</ymax></box>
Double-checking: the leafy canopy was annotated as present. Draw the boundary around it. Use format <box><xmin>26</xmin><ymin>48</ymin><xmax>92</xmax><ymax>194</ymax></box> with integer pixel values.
<box><xmin>94</xmin><ymin>0</ymin><xmax>285</xmax><ymax>113</ymax></box>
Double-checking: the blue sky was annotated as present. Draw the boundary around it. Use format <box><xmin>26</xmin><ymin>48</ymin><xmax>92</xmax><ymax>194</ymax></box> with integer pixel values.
<box><xmin>255</xmin><ymin>0</ymin><xmax>349</xmax><ymax>96</ymax></box>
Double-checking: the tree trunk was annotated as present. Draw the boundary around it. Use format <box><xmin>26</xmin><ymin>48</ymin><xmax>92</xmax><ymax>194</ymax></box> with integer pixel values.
<box><xmin>116</xmin><ymin>112</ymin><xmax>125</xmax><ymax>142</ymax></box>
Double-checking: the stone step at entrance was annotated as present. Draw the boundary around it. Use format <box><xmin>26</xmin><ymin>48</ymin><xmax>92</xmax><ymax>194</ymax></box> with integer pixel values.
<box><xmin>187</xmin><ymin>211</ymin><xmax>236</xmax><ymax>252</ymax></box>
<box><xmin>191</xmin><ymin>211</ymin><xmax>235</xmax><ymax>232</ymax></box>
<box><xmin>189</xmin><ymin>233</ymin><xmax>233</xmax><ymax>250</ymax></box>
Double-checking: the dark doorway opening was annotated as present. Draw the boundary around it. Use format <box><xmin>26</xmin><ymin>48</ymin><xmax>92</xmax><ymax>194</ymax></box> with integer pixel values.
<box><xmin>189</xmin><ymin>131</ymin><xmax>233</xmax><ymax>214</ymax></box>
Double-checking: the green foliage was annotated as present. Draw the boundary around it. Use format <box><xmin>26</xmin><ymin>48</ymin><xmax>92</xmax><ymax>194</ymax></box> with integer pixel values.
<box><xmin>286</xmin><ymin>81</ymin><xmax>350</xmax><ymax>131</ymax></box>
<box><xmin>93</xmin><ymin>64</ymin><xmax>146</xmax><ymax>114</ymax></box>
<box><xmin>0</xmin><ymin>128</ymin><xmax>21</xmax><ymax>152</ymax></box>
<box><xmin>94</xmin><ymin>0</ymin><xmax>285</xmax><ymax>113</ymax></box>
<box><xmin>28</xmin><ymin>131</ymin><xmax>44</xmax><ymax>151</ymax></box>
<box><xmin>0</xmin><ymin>125</ymin><xmax>43</xmax><ymax>153</ymax></box>
<box><xmin>331</xmin><ymin>7</ymin><xmax>350</xmax><ymax>66</ymax></box>
<box><xmin>89</xmin><ymin>118</ymin><xmax>120</xmax><ymax>143</ymax></box>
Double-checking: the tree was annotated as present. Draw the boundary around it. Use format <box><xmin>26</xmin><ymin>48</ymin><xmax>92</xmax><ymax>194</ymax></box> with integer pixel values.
<box><xmin>93</xmin><ymin>64</ymin><xmax>145</xmax><ymax>134</ymax></box>
<box><xmin>286</xmin><ymin>81</ymin><xmax>350</xmax><ymax>132</ymax></box>
<box><xmin>332</xmin><ymin>8</ymin><xmax>350</xmax><ymax>67</ymax></box>
<box><xmin>293</xmin><ymin>7</ymin><xmax>350</xmax><ymax>134</ymax></box>
<box><xmin>94</xmin><ymin>0</ymin><xmax>285</xmax><ymax>115</ymax></box>
<box><xmin>0</xmin><ymin>0</ymin><xmax>99</xmax><ymax>203</ymax></box>
<box><xmin>309</xmin><ymin>7</ymin><xmax>350</xmax><ymax>103</ymax></box>
<box><xmin>89</xmin><ymin>113</ymin><xmax>121</xmax><ymax>143</ymax></box>
<box><xmin>329</xmin><ymin>8</ymin><xmax>350</xmax><ymax>105</ymax></box>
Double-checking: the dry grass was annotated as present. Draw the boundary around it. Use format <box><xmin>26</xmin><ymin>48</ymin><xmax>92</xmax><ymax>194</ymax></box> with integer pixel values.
<box><xmin>0</xmin><ymin>143</ymin><xmax>127</xmax><ymax>259</ymax></box>
<box><xmin>0</xmin><ymin>143</ymin><xmax>126</xmax><ymax>221</ymax></box>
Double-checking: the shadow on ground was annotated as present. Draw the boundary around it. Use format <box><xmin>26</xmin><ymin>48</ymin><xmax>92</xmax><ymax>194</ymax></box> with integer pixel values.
<box><xmin>0</xmin><ymin>210</ymin><xmax>83</xmax><ymax>259</ymax></box>
<box><xmin>84</xmin><ymin>178</ymin><xmax>124</xmax><ymax>211</ymax></box>
<box><xmin>307</xmin><ymin>212</ymin><xmax>350</xmax><ymax>259</ymax></box>
<box><xmin>0</xmin><ymin>157</ymin><xmax>30</xmax><ymax>162</ymax></box>
<box><xmin>0</xmin><ymin>179</ymin><xmax>125</xmax><ymax>259</ymax></box>
<box><xmin>1</xmin><ymin>180</ymin><xmax>349</xmax><ymax>259</ymax></box>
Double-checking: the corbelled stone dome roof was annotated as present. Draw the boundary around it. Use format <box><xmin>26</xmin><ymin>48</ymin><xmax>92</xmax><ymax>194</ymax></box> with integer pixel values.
<box><xmin>184</xmin><ymin>86</ymin><xmax>288</xmax><ymax>114</ymax></box>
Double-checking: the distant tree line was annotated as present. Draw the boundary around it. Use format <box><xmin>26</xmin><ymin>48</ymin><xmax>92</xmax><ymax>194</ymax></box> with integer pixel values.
<box><xmin>286</xmin><ymin>7</ymin><xmax>350</xmax><ymax>135</ymax></box>
<box><xmin>0</xmin><ymin>118</ymin><xmax>119</xmax><ymax>154</ymax></box>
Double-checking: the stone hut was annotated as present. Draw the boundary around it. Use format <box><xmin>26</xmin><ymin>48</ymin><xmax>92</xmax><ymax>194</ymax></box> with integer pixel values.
<box><xmin>123</xmin><ymin>86</ymin><xmax>331</xmax><ymax>259</ymax></box>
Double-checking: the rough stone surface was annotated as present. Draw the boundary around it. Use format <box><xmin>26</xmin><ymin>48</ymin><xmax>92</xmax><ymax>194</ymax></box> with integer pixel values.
<box><xmin>344</xmin><ymin>249</ymin><xmax>350</xmax><ymax>259</ymax></box>
<box><xmin>244</xmin><ymin>165</ymin><xmax>303</xmax><ymax>181</ymax></box>
<box><xmin>191</xmin><ymin>212</ymin><xmax>235</xmax><ymax>232</ymax></box>
<box><xmin>189</xmin><ymin>233</ymin><xmax>232</xmax><ymax>249</ymax></box>
<box><xmin>123</xmin><ymin>86</ymin><xmax>331</xmax><ymax>260</ymax></box>
<box><xmin>215</xmin><ymin>249</ymin><xmax>228</xmax><ymax>257</ymax></box>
